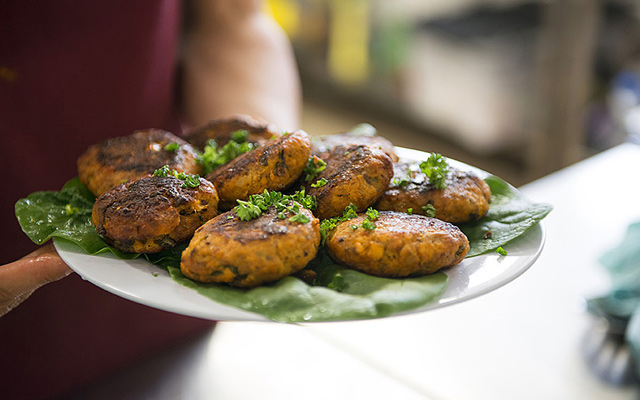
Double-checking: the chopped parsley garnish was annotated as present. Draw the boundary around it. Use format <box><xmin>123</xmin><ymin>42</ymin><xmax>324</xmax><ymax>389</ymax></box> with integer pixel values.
<box><xmin>311</xmin><ymin>177</ymin><xmax>328</xmax><ymax>188</ymax></box>
<box><xmin>365</xmin><ymin>208</ymin><xmax>380</xmax><ymax>221</ymax></box>
<box><xmin>164</xmin><ymin>142</ymin><xmax>181</xmax><ymax>152</ymax></box>
<box><xmin>421</xmin><ymin>204</ymin><xmax>436</xmax><ymax>218</ymax></box>
<box><xmin>182</xmin><ymin>174</ymin><xmax>201</xmax><ymax>188</ymax></box>
<box><xmin>288</xmin><ymin>188</ymin><xmax>318</xmax><ymax>210</ymax></box>
<box><xmin>342</xmin><ymin>203</ymin><xmax>359</xmax><ymax>220</ymax></box>
<box><xmin>233</xmin><ymin>189</ymin><xmax>316</xmax><ymax>223</ymax></box>
<box><xmin>419</xmin><ymin>153</ymin><xmax>449</xmax><ymax>189</ymax></box>
<box><xmin>496</xmin><ymin>246</ymin><xmax>508</xmax><ymax>256</ymax></box>
<box><xmin>407</xmin><ymin>208</ymin><xmax>413</xmax><ymax>215</ymax></box>
<box><xmin>152</xmin><ymin>165</ymin><xmax>201</xmax><ymax>188</ymax></box>
<box><xmin>327</xmin><ymin>273</ymin><xmax>345</xmax><ymax>292</ymax></box>
<box><xmin>361</xmin><ymin>207</ymin><xmax>379</xmax><ymax>230</ymax></box>
<box><xmin>65</xmin><ymin>204</ymin><xmax>80</xmax><ymax>215</ymax></box>
<box><xmin>319</xmin><ymin>205</ymin><xmax>382</xmax><ymax>243</ymax></box>
<box><xmin>361</xmin><ymin>218</ymin><xmax>376</xmax><ymax>230</ymax></box>
<box><xmin>392</xmin><ymin>169</ymin><xmax>413</xmax><ymax>188</ymax></box>
<box><xmin>230</xmin><ymin>129</ymin><xmax>249</xmax><ymax>143</ymax></box>
<box><xmin>319</xmin><ymin>203</ymin><xmax>359</xmax><ymax>244</ymax></box>
<box><xmin>304</xmin><ymin>156</ymin><xmax>326</xmax><ymax>182</ymax></box>
<box><xmin>235</xmin><ymin>199</ymin><xmax>262</xmax><ymax>221</ymax></box>
<box><xmin>392</xmin><ymin>177</ymin><xmax>410</xmax><ymax>188</ymax></box>
<box><xmin>153</xmin><ymin>165</ymin><xmax>171</xmax><ymax>177</ymax></box>
<box><xmin>319</xmin><ymin>220</ymin><xmax>339</xmax><ymax>244</ymax></box>
<box><xmin>289</xmin><ymin>212</ymin><xmax>311</xmax><ymax>224</ymax></box>
<box><xmin>197</xmin><ymin>137</ymin><xmax>255</xmax><ymax>175</ymax></box>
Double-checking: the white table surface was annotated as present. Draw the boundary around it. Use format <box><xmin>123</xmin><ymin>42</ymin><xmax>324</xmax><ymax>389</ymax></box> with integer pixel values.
<box><xmin>70</xmin><ymin>143</ymin><xmax>640</xmax><ymax>400</ymax></box>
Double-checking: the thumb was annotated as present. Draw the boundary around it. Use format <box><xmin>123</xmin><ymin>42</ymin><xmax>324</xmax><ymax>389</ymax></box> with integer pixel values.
<box><xmin>0</xmin><ymin>244</ymin><xmax>74</xmax><ymax>316</ymax></box>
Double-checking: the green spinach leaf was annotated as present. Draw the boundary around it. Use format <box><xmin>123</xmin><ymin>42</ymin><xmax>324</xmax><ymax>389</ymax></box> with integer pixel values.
<box><xmin>460</xmin><ymin>176</ymin><xmax>552</xmax><ymax>257</ymax></box>
<box><xmin>167</xmin><ymin>252</ymin><xmax>447</xmax><ymax>323</ymax></box>
<box><xmin>15</xmin><ymin>178</ymin><xmax>135</xmax><ymax>259</ymax></box>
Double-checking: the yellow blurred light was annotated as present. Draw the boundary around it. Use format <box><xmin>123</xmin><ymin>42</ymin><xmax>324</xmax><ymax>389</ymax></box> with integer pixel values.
<box><xmin>267</xmin><ymin>0</ymin><xmax>300</xmax><ymax>37</ymax></box>
<box><xmin>328</xmin><ymin>0</ymin><xmax>370</xmax><ymax>85</ymax></box>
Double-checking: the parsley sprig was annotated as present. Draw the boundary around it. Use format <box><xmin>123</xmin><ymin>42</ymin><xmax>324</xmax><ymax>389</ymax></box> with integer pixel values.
<box><xmin>231</xmin><ymin>129</ymin><xmax>249</xmax><ymax>143</ymax></box>
<box><xmin>319</xmin><ymin>205</ymin><xmax>381</xmax><ymax>244</ymax></box>
<box><xmin>233</xmin><ymin>189</ymin><xmax>317</xmax><ymax>223</ymax></box>
<box><xmin>152</xmin><ymin>165</ymin><xmax>201</xmax><ymax>188</ymax></box>
<box><xmin>392</xmin><ymin>169</ymin><xmax>413</xmax><ymax>188</ymax></box>
<box><xmin>362</xmin><ymin>208</ymin><xmax>380</xmax><ymax>230</ymax></box>
<box><xmin>197</xmin><ymin>130</ymin><xmax>255</xmax><ymax>175</ymax></box>
<box><xmin>65</xmin><ymin>204</ymin><xmax>80</xmax><ymax>215</ymax></box>
<box><xmin>304</xmin><ymin>156</ymin><xmax>326</xmax><ymax>182</ymax></box>
<box><xmin>311</xmin><ymin>177</ymin><xmax>328</xmax><ymax>188</ymax></box>
<box><xmin>421</xmin><ymin>204</ymin><xmax>436</xmax><ymax>217</ymax></box>
<box><xmin>419</xmin><ymin>153</ymin><xmax>449</xmax><ymax>189</ymax></box>
<box><xmin>319</xmin><ymin>204</ymin><xmax>358</xmax><ymax>244</ymax></box>
<box><xmin>164</xmin><ymin>142</ymin><xmax>181</xmax><ymax>152</ymax></box>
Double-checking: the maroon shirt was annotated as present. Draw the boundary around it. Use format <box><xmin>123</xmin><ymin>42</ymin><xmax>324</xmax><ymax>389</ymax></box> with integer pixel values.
<box><xmin>0</xmin><ymin>2</ymin><xmax>213</xmax><ymax>399</ymax></box>
<box><xmin>1</xmin><ymin>0</ymin><xmax>184</xmax><ymax>260</ymax></box>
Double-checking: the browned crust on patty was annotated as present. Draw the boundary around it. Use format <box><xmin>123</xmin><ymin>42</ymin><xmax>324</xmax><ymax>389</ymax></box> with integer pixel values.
<box><xmin>78</xmin><ymin>129</ymin><xmax>201</xmax><ymax>197</ymax></box>
<box><xmin>308</xmin><ymin>144</ymin><xmax>393</xmax><ymax>220</ymax></box>
<box><xmin>183</xmin><ymin>114</ymin><xmax>281</xmax><ymax>150</ymax></box>
<box><xmin>206</xmin><ymin>130</ymin><xmax>312</xmax><ymax>210</ymax></box>
<box><xmin>375</xmin><ymin>162</ymin><xmax>491</xmax><ymax>224</ymax></box>
<box><xmin>92</xmin><ymin>174</ymin><xmax>219</xmax><ymax>253</ymax></box>
<box><xmin>312</xmin><ymin>133</ymin><xmax>399</xmax><ymax>162</ymax></box>
<box><xmin>181</xmin><ymin>206</ymin><xmax>320</xmax><ymax>288</ymax></box>
<box><xmin>325</xmin><ymin>211</ymin><xmax>469</xmax><ymax>277</ymax></box>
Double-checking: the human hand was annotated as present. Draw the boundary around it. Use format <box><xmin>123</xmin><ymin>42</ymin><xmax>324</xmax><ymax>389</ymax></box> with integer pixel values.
<box><xmin>0</xmin><ymin>243</ymin><xmax>73</xmax><ymax>317</ymax></box>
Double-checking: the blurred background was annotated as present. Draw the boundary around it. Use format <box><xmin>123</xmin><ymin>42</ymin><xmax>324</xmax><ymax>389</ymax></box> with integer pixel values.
<box><xmin>267</xmin><ymin>0</ymin><xmax>640</xmax><ymax>186</ymax></box>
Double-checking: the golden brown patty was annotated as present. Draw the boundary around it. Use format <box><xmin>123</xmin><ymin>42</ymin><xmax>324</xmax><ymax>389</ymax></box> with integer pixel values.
<box><xmin>184</xmin><ymin>114</ymin><xmax>281</xmax><ymax>150</ymax></box>
<box><xmin>78</xmin><ymin>129</ymin><xmax>201</xmax><ymax>197</ymax></box>
<box><xmin>325</xmin><ymin>211</ymin><xmax>469</xmax><ymax>277</ymax></box>
<box><xmin>312</xmin><ymin>132</ymin><xmax>399</xmax><ymax>162</ymax></box>
<box><xmin>92</xmin><ymin>174</ymin><xmax>219</xmax><ymax>253</ymax></box>
<box><xmin>307</xmin><ymin>144</ymin><xmax>393</xmax><ymax>220</ymax></box>
<box><xmin>206</xmin><ymin>130</ymin><xmax>312</xmax><ymax>210</ymax></box>
<box><xmin>375</xmin><ymin>162</ymin><xmax>491</xmax><ymax>224</ymax></box>
<box><xmin>181</xmin><ymin>206</ymin><xmax>320</xmax><ymax>288</ymax></box>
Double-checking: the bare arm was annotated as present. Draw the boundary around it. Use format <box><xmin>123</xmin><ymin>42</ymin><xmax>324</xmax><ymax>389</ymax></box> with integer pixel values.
<box><xmin>0</xmin><ymin>244</ymin><xmax>72</xmax><ymax>317</ymax></box>
<box><xmin>181</xmin><ymin>0</ymin><xmax>302</xmax><ymax>131</ymax></box>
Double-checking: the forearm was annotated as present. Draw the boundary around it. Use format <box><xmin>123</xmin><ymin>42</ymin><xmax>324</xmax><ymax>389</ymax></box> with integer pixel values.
<box><xmin>0</xmin><ymin>244</ymin><xmax>72</xmax><ymax>317</ymax></box>
<box><xmin>181</xmin><ymin>0</ymin><xmax>301</xmax><ymax>131</ymax></box>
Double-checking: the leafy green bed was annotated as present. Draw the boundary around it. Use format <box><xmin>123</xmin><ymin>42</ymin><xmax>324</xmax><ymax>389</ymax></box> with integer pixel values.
<box><xmin>15</xmin><ymin>176</ymin><xmax>551</xmax><ymax>322</ymax></box>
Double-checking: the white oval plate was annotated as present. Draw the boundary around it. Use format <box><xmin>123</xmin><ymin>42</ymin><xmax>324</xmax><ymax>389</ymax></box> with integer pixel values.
<box><xmin>55</xmin><ymin>147</ymin><xmax>546</xmax><ymax>322</ymax></box>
